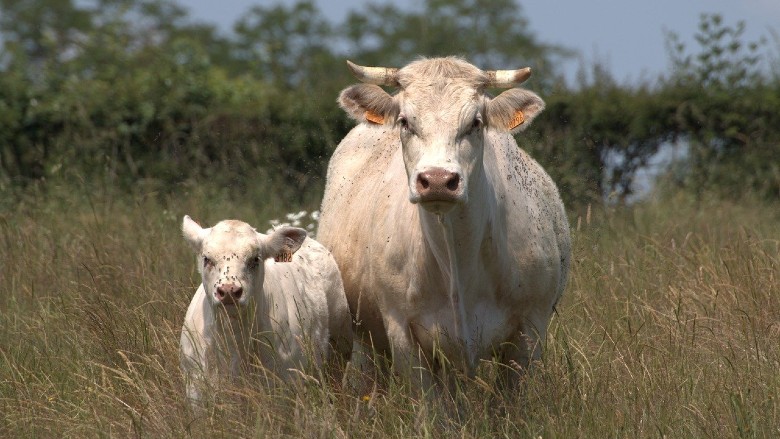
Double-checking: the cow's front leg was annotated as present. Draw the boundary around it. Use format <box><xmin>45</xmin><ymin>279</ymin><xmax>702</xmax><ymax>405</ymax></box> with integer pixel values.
<box><xmin>383</xmin><ymin>315</ymin><xmax>435</xmax><ymax>394</ymax></box>
<box><xmin>181</xmin><ymin>329</ymin><xmax>212</xmax><ymax>410</ymax></box>
<box><xmin>500</xmin><ymin>313</ymin><xmax>547</xmax><ymax>391</ymax></box>
<box><xmin>181</xmin><ymin>352</ymin><xmax>219</xmax><ymax>413</ymax></box>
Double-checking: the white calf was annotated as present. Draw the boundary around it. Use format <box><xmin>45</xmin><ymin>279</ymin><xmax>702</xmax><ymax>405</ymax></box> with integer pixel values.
<box><xmin>179</xmin><ymin>216</ymin><xmax>351</xmax><ymax>403</ymax></box>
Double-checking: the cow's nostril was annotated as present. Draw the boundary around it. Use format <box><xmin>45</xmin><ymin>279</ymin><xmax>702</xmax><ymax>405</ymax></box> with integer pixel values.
<box><xmin>233</xmin><ymin>287</ymin><xmax>243</xmax><ymax>299</ymax></box>
<box><xmin>446</xmin><ymin>174</ymin><xmax>460</xmax><ymax>191</ymax></box>
<box><xmin>216</xmin><ymin>288</ymin><xmax>226</xmax><ymax>298</ymax></box>
<box><xmin>418</xmin><ymin>175</ymin><xmax>430</xmax><ymax>190</ymax></box>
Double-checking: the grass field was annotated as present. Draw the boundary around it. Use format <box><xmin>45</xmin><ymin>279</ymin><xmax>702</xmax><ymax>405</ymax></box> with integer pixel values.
<box><xmin>1</xmin><ymin>183</ymin><xmax>778</xmax><ymax>438</ymax></box>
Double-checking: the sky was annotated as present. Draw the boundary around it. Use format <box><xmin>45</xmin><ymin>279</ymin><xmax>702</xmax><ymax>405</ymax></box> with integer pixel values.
<box><xmin>181</xmin><ymin>0</ymin><xmax>780</xmax><ymax>85</ymax></box>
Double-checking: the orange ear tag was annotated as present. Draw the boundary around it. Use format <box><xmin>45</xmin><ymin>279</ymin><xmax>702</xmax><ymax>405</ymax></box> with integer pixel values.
<box><xmin>508</xmin><ymin>110</ymin><xmax>525</xmax><ymax>130</ymax></box>
<box><xmin>365</xmin><ymin>110</ymin><xmax>385</xmax><ymax>124</ymax></box>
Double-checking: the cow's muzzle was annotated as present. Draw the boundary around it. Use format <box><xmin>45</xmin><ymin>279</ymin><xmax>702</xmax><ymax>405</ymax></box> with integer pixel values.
<box><xmin>415</xmin><ymin>168</ymin><xmax>462</xmax><ymax>204</ymax></box>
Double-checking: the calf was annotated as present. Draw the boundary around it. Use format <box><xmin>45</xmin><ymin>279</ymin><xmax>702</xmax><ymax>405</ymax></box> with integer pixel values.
<box><xmin>179</xmin><ymin>216</ymin><xmax>352</xmax><ymax>403</ymax></box>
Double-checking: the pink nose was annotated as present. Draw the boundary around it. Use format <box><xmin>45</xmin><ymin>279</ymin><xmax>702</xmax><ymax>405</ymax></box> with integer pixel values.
<box><xmin>416</xmin><ymin>168</ymin><xmax>461</xmax><ymax>202</ymax></box>
<box><xmin>215</xmin><ymin>283</ymin><xmax>243</xmax><ymax>304</ymax></box>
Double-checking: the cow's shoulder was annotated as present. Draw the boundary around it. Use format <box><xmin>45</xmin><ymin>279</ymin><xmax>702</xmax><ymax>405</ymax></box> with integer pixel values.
<box><xmin>329</xmin><ymin>124</ymin><xmax>398</xmax><ymax>170</ymax></box>
<box><xmin>486</xmin><ymin>131</ymin><xmax>560</xmax><ymax>202</ymax></box>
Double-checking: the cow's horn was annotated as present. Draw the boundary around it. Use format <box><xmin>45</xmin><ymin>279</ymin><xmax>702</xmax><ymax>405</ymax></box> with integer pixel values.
<box><xmin>346</xmin><ymin>60</ymin><xmax>400</xmax><ymax>86</ymax></box>
<box><xmin>484</xmin><ymin>67</ymin><xmax>532</xmax><ymax>88</ymax></box>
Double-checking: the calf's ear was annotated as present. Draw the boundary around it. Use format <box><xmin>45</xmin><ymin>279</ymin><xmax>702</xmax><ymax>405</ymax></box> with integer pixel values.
<box><xmin>260</xmin><ymin>227</ymin><xmax>307</xmax><ymax>263</ymax></box>
<box><xmin>182</xmin><ymin>215</ymin><xmax>209</xmax><ymax>251</ymax></box>
<box><xmin>338</xmin><ymin>84</ymin><xmax>398</xmax><ymax>125</ymax></box>
<box><xmin>486</xmin><ymin>88</ymin><xmax>545</xmax><ymax>134</ymax></box>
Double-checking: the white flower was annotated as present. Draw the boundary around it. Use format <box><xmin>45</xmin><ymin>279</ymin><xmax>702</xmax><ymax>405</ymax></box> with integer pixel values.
<box><xmin>268</xmin><ymin>210</ymin><xmax>320</xmax><ymax>235</ymax></box>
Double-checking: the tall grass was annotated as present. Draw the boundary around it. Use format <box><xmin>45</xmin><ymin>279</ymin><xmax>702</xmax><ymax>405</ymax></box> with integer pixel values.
<box><xmin>1</xmin><ymin>185</ymin><xmax>778</xmax><ymax>437</ymax></box>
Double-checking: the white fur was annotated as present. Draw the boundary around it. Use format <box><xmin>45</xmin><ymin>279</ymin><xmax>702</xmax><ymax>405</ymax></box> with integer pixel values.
<box><xmin>179</xmin><ymin>217</ymin><xmax>351</xmax><ymax>403</ymax></box>
<box><xmin>318</xmin><ymin>57</ymin><xmax>571</xmax><ymax>384</ymax></box>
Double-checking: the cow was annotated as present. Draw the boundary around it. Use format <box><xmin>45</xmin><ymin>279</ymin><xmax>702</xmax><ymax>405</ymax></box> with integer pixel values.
<box><xmin>317</xmin><ymin>57</ymin><xmax>571</xmax><ymax>386</ymax></box>
<box><xmin>179</xmin><ymin>216</ymin><xmax>352</xmax><ymax>403</ymax></box>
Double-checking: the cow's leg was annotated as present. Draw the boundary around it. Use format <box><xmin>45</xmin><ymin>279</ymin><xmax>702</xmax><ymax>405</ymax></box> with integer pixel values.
<box><xmin>384</xmin><ymin>316</ymin><xmax>436</xmax><ymax>393</ymax></box>
<box><xmin>325</xmin><ymin>330</ymin><xmax>354</xmax><ymax>389</ymax></box>
<box><xmin>182</xmin><ymin>360</ymin><xmax>214</xmax><ymax>413</ymax></box>
<box><xmin>181</xmin><ymin>329</ymin><xmax>211</xmax><ymax>410</ymax></box>
<box><xmin>500</xmin><ymin>313</ymin><xmax>548</xmax><ymax>390</ymax></box>
<box><xmin>184</xmin><ymin>372</ymin><xmax>202</xmax><ymax>405</ymax></box>
<box><xmin>343</xmin><ymin>334</ymin><xmax>388</xmax><ymax>397</ymax></box>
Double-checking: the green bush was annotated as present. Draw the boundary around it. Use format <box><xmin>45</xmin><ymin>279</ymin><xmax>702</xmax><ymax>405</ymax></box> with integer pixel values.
<box><xmin>661</xmin><ymin>13</ymin><xmax>780</xmax><ymax>200</ymax></box>
<box><xmin>1</xmin><ymin>3</ymin><xmax>779</xmax><ymax>207</ymax></box>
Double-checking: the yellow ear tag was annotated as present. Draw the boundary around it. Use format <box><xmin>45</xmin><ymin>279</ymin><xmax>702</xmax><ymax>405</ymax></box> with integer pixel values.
<box><xmin>508</xmin><ymin>110</ymin><xmax>525</xmax><ymax>130</ymax></box>
<box><xmin>365</xmin><ymin>110</ymin><xmax>385</xmax><ymax>124</ymax></box>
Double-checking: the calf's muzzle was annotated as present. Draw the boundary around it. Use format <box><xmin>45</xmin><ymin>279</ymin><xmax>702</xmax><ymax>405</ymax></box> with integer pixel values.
<box><xmin>215</xmin><ymin>283</ymin><xmax>243</xmax><ymax>305</ymax></box>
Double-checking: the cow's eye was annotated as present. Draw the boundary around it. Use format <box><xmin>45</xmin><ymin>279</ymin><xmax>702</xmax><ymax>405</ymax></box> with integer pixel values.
<box><xmin>468</xmin><ymin>115</ymin><xmax>483</xmax><ymax>133</ymax></box>
<box><xmin>203</xmin><ymin>256</ymin><xmax>215</xmax><ymax>269</ymax></box>
<box><xmin>397</xmin><ymin>115</ymin><xmax>410</xmax><ymax>131</ymax></box>
<box><xmin>247</xmin><ymin>256</ymin><xmax>261</xmax><ymax>269</ymax></box>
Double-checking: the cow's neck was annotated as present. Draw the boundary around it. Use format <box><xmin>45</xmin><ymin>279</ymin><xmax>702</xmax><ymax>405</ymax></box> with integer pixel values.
<box><xmin>418</xmin><ymin>170</ymin><xmax>491</xmax><ymax>376</ymax></box>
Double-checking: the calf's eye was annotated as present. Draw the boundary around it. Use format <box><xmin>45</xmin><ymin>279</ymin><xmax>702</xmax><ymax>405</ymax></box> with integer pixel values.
<box><xmin>247</xmin><ymin>256</ymin><xmax>261</xmax><ymax>269</ymax></box>
<box><xmin>203</xmin><ymin>256</ymin><xmax>215</xmax><ymax>269</ymax></box>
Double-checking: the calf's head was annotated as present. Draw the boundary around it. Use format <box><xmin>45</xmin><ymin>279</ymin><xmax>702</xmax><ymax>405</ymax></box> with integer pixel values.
<box><xmin>339</xmin><ymin>57</ymin><xmax>545</xmax><ymax>214</ymax></box>
<box><xmin>182</xmin><ymin>216</ymin><xmax>307</xmax><ymax>312</ymax></box>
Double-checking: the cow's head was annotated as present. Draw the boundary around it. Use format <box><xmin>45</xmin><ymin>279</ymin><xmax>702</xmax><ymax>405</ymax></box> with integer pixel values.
<box><xmin>182</xmin><ymin>216</ymin><xmax>307</xmax><ymax>314</ymax></box>
<box><xmin>339</xmin><ymin>57</ymin><xmax>544</xmax><ymax>214</ymax></box>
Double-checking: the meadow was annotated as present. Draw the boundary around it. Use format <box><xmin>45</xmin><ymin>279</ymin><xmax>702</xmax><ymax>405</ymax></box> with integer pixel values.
<box><xmin>1</xmin><ymin>183</ymin><xmax>778</xmax><ymax>438</ymax></box>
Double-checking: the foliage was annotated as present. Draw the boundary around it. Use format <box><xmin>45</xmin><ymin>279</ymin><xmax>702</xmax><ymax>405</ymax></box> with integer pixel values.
<box><xmin>342</xmin><ymin>0</ymin><xmax>572</xmax><ymax>78</ymax></box>
<box><xmin>529</xmin><ymin>74</ymin><xmax>678</xmax><ymax>205</ymax></box>
<box><xmin>233</xmin><ymin>0</ymin><xmax>340</xmax><ymax>89</ymax></box>
<box><xmin>664</xmin><ymin>14</ymin><xmax>780</xmax><ymax>200</ymax></box>
<box><xmin>0</xmin><ymin>0</ymin><xmax>346</xmax><ymax>204</ymax></box>
<box><xmin>1</xmin><ymin>2</ymin><xmax>779</xmax><ymax>206</ymax></box>
<box><xmin>528</xmin><ymin>13</ymin><xmax>780</xmax><ymax>204</ymax></box>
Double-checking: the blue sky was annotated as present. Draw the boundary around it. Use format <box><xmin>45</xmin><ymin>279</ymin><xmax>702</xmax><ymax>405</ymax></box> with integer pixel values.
<box><xmin>181</xmin><ymin>0</ymin><xmax>779</xmax><ymax>84</ymax></box>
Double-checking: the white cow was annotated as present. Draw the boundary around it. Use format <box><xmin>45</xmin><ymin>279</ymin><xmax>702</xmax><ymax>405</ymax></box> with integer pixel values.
<box><xmin>179</xmin><ymin>216</ymin><xmax>352</xmax><ymax>403</ymax></box>
<box><xmin>317</xmin><ymin>57</ymin><xmax>571</xmax><ymax>384</ymax></box>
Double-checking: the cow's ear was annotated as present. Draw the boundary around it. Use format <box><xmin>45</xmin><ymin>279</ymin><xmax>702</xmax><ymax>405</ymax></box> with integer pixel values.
<box><xmin>182</xmin><ymin>215</ymin><xmax>209</xmax><ymax>252</ymax></box>
<box><xmin>338</xmin><ymin>84</ymin><xmax>398</xmax><ymax>125</ymax></box>
<box><xmin>259</xmin><ymin>226</ymin><xmax>307</xmax><ymax>263</ymax></box>
<box><xmin>486</xmin><ymin>88</ymin><xmax>545</xmax><ymax>134</ymax></box>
